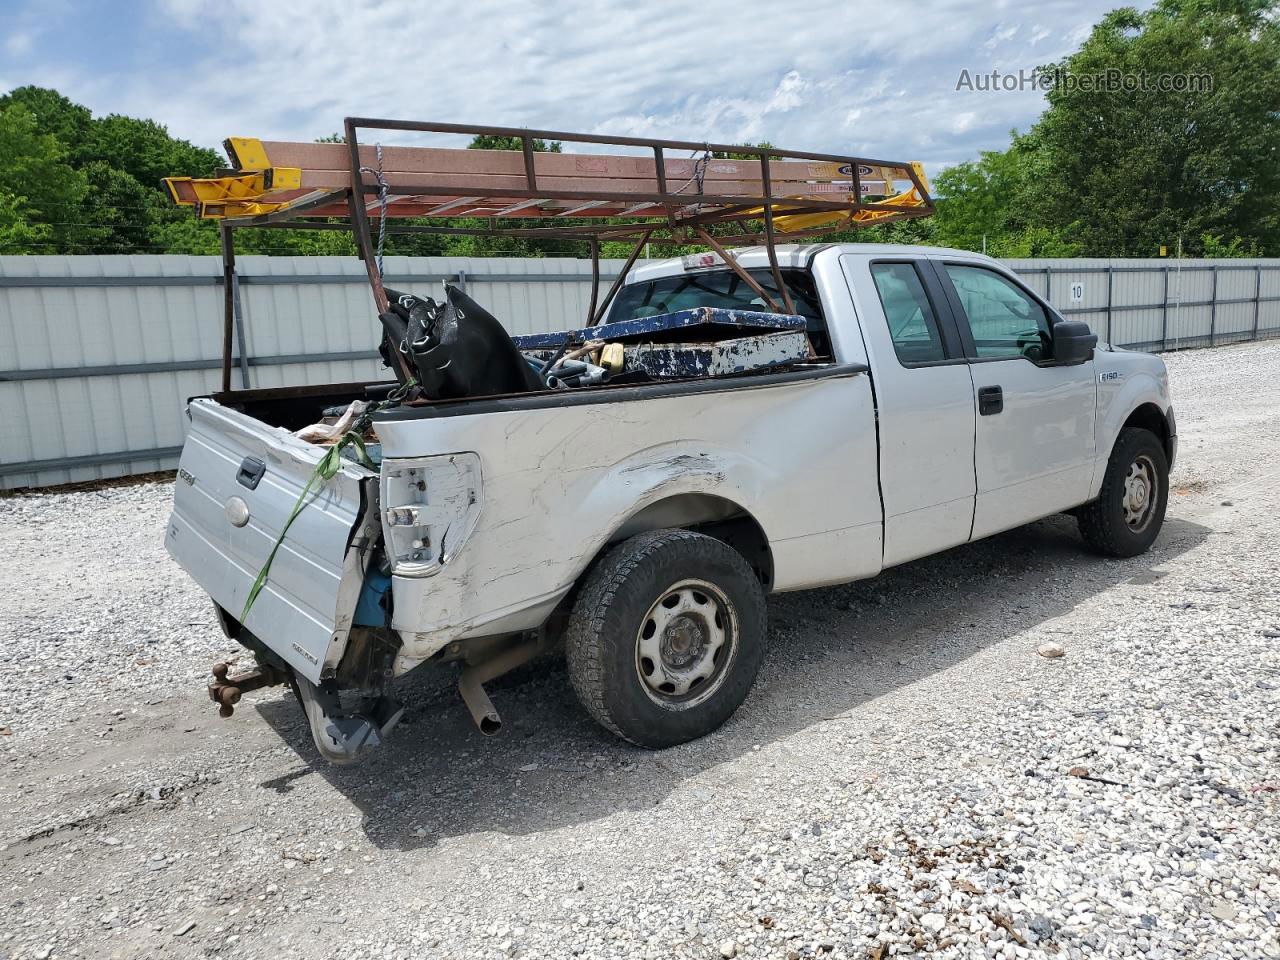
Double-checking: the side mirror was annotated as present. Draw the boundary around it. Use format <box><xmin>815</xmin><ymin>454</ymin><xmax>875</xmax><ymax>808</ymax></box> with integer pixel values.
<box><xmin>1053</xmin><ymin>320</ymin><xmax>1097</xmax><ymax>365</ymax></box>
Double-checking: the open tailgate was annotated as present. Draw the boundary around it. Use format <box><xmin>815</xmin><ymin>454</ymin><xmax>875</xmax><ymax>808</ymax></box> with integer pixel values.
<box><xmin>165</xmin><ymin>398</ymin><xmax>379</xmax><ymax>684</ymax></box>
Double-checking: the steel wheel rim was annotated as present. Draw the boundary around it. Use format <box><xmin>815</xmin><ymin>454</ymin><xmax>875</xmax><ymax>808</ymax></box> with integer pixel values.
<box><xmin>1122</xmin><ymin>454</ymin><xmax>1158</xmax><ymax>533</ymax></box>
<box><xmin>635</xmin><ymin>578</ymin><xmax>738</xmax><ymax>707</ymax></box>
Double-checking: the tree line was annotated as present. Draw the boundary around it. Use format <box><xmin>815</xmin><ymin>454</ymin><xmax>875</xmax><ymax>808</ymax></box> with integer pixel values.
<box><xmin>1</xmin><ymin>0</ymin><xmax>1275</xmax><ymax>260</ymax></box>
<box><xmin>916</xmin><ymin>0</ymin><xmax>1280</xmax><ymax>259</ymax></box>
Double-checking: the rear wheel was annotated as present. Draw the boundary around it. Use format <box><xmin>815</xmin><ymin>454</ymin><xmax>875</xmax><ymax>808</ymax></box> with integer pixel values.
<box><xmin>1077</xmin><ymin>427</ymin><xmax>1169</xmax><ymax>558</ymax></box>
<box><xmin>565</xmin><ymin>529</ymin><xmax>767</xmax><ymax>748</ymax></box>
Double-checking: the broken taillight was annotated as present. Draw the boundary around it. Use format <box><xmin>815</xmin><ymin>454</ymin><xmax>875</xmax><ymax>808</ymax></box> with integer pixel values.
<box><xmin>380</xmin><ymin>453</ymin><xmax>483</xmax><ymax>578</ymax></box>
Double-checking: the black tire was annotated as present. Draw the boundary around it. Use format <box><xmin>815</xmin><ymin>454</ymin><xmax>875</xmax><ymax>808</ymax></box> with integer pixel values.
<box><xmin>1077</xmin><ymin>427</ymin><xmax>1169</xmax><ymax>558</ymax></box>
<box><xmin>565</xmin><ymin>529</ymin><xmax>767</xmax><ymax>748</ymax></box>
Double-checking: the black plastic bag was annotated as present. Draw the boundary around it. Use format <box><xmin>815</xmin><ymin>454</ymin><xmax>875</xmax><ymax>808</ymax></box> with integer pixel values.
<box><xmin>380</xmin><ymin>286</ymin><xmax>543</xmax><ymax>400</ymax></box>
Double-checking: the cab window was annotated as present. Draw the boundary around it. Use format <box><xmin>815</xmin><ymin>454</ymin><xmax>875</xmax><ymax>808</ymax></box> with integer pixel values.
<box><xmin>944</xmin><ymin>265</ymin><xmax>1051</xmax><ymax>361</ymax></box>
<box><xmin>608</xmin><ymin>268</ymin><xmax>821</xmax><ymax>322</ymax></box>
<box><xmin>607</xmin><ymin>267</ymin><xmax>829</xmax><ymax>354</ymax></box>
<box><xmin>870</xmin><ymin>262</ymin><xmax>946</xmax><ymax>365</ymax></box>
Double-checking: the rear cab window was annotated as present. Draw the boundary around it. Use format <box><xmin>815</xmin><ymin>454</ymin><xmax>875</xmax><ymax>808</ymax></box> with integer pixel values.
<box><xmin>869</xmin><ymin>262</ymin><xmax>948</xmax><ymax>365</ymax></box>
<box><xmin>607</xmin><ymin>267</ymin><xmax>832</xmax><ymax>356</ymax></box>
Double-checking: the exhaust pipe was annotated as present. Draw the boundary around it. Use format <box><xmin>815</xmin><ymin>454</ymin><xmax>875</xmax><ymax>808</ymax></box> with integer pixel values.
<box><xmin>457</xmin><ymin>633</ymin><xmax>553</xmax><ymax>735</ymax></box>
<box><xmin>458</xmin><ymin>673</ymin><xmax>502</xmax><ymax>735</ymax></box>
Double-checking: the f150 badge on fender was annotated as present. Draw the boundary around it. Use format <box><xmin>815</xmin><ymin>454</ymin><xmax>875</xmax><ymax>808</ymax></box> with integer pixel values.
<box><xmin>1100</xmin><ymin>370</ymin><xmax>1124</xmax><ymax>382</ymax></box>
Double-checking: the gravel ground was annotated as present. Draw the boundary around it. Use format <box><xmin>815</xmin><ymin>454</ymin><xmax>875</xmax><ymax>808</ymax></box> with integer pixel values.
<box><xmin>1</xmin><ymin>339</ymin><xmax>1278</xmax><ymax>960</ymax></box>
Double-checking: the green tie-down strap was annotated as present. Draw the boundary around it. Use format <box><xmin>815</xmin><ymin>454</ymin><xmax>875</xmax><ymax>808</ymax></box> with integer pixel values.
<box><xmin>240</xmin><ymin>429</ymin><xmax>374</xmax><ymax>623</ymax></box>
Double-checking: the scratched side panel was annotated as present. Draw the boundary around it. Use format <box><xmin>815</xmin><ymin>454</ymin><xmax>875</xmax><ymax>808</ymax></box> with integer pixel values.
<box><xmin>375</xmin><ymin>372</ymin><xmax>880</xmax><ymax>671</ymax></box>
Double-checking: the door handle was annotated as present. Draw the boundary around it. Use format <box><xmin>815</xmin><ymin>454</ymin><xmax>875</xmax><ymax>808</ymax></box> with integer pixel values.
<box><xmin>978</xmin><ymin>385</ymin><xmax>1003</xmax><ymax>416</ymax></box>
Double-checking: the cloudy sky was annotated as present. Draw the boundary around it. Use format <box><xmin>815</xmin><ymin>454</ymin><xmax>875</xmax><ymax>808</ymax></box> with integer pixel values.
<box><xmin>1</xmin><ymin>0</ymin><xmax>1138</xmax><ymax>175</ymax></box>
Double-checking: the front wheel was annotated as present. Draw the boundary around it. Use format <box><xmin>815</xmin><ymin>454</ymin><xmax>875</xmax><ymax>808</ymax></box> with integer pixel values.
<box><xmin>1077</xmin><ymin>427</ymin><xmax>1169</xmax><ymax>558</ymax></box>
<box><xmin>565</xmin><ymin>529</ymin><xmax>767</xmax><ymax>748</ymax></box>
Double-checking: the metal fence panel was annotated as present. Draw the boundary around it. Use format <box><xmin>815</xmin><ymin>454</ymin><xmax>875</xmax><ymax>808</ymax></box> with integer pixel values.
<box><xmin>3</xmin><ymin>253</ymin><xmax>1279</xmax><ymax>489</ymax></box>
<box><xmin>1</xmin><ymin>257</ymin><xmax>225</xmax><ymax>489</ymax></box>
<box><xmin>1004</xmin><ymin>257</ymin><xmax>1280</xmax><ymax>352</ymax></box>
<box><xmin>0</xmin><ymin>254</ymin><xmax>627</xmax><ymax>488</ymax></box>
<box><xmin>1261</xmin><ymin>268</ymin><xmax>1280</xmax><ymax>339</ymax></box>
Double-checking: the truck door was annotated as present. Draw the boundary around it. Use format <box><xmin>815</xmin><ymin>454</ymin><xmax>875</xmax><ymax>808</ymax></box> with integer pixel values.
<box><xmin>929</xmin><ymin>261</ymin><xmax>1096</xmax><ymax>539</ymax></box>
<box><xmin>841</xmin><ymin>256</ymin><xmax>977</xmax><ymax>567</ymax></box>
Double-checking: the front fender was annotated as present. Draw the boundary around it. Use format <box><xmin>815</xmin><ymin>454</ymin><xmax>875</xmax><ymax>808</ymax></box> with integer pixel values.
<box><xmin>1091</xmin><ymin>357</ymin><xmax>1171</xmax><ymax>497</ymax></box>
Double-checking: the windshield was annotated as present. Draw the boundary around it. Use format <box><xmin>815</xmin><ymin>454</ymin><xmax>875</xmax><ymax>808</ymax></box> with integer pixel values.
<box><xmin>607</xmin><ymin>268</ymin><xmax>824</xmax><ymax>327</ymax></box>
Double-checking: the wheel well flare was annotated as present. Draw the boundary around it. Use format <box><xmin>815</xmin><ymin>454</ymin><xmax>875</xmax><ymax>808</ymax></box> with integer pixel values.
<box><xmin>1123</xmin><ymin>403</ymin><xmax>1172</xmax><ymax>459</ymax></box>
<box><xmin>607</xmin><ymin>493</ymin><xmax>773</xmax><ymax>588</ymax></box>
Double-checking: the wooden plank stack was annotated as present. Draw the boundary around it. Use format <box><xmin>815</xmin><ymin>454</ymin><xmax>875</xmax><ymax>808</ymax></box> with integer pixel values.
<box><xmin>164</xmin><ymin>138</ymin><xmax>915</xmax><ymax>223</ymax></box>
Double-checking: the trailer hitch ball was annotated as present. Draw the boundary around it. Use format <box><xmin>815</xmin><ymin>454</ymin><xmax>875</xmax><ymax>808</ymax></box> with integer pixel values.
<box><xmin>214</xmin><ymin>686</ymin><xmax>241</xmax><ymax>718</ymax></box>
<box><xmin>208</xmin><ymin>660</ymin><xmax>285</xmax><ymax>719</ymax></box>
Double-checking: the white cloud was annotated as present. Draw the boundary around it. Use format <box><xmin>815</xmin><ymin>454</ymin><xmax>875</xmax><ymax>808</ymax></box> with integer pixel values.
<box><xmin>6</xmin><ymin>32</ymin><xmax>33</xmax><ymax>57</ymax></box>
<box><xmin>983</xmin><ymin>24</ymin><xmax>1020</xmax><ymax>50</ymax></box>
<box><xmin>5</xmin><ymin>0</ymin><xmax>1144</xmax><ymax>176</ymax></box>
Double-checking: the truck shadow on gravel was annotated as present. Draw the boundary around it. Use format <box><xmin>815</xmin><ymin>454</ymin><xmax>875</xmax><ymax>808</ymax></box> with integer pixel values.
<box><xmin>256</xmin><ymin>513</ymin><xmax>1209</xmax><ymax>852</ymax></box>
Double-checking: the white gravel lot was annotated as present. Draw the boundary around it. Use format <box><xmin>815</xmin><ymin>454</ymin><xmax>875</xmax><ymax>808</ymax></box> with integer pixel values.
<box><xmin>1</xmin><ymin>339</ymin><xmax>1278</xmax><ymax>960</ymax></box>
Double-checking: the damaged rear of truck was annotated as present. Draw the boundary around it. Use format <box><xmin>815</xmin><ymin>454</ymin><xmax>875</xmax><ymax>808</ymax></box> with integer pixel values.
<box><xmin>162</xmin><ymin>119</ymin><xmax>947</xmax><ymax>763</ymax></box>
<box><xmin>171</xmin><ymin>322</ymin><xmax>874</xmax><ymax>762</ymax></box>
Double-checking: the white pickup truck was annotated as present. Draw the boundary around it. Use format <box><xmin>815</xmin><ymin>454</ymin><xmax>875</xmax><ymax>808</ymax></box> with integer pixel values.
<box><xmin>167</xmin><ymin>243</ymin><xmax>1175</xmax><ymax>764</ymax></box>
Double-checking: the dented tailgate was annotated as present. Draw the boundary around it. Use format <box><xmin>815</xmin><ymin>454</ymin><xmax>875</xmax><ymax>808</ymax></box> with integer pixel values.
<box><xmin>165</xmin><ymin>398</ymin><xmax>378</xmax><ymax>684</ymax></box>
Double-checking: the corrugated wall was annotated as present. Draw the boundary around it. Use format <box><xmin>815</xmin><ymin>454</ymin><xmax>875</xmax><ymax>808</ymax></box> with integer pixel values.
<box><xmin>3</xmin><ymin>254</ymin><xmax>1279</xmax><ymax>490</ymax></box>
<box><xmin>0</xmin><ymin>255</ymin><xmax>624</xmax><ymax>489</ymax></box>
<box><xmin>1004</xmin><ymin>258</ymin><xmax>1280</xmax><ymax>350</ymax></box>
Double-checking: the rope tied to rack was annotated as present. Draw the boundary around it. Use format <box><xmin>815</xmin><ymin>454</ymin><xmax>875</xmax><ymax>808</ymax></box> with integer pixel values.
<box><xmin>671</xmin><ymin>145</ymin><xmax>712</xmax><ymax>198</ymax></box>
<box><xmin>358</xmin><ymin>143</ymin><xmax>389</xmax><ymax>278</ymax></box>
<box><xmin>694</xmin><ymin>144</ymin><xmax>710</xmax><ymax>194</ymax></box>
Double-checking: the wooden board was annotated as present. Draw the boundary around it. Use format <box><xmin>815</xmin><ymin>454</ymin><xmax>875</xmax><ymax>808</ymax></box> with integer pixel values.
<box><xmin>164</xmin><ymin>133</ymin><xmax>929</xmax><ymax>230</ymax></box>
<box><xmin>205</xmin><ymin>140</ymin><xmax>910</xmax><ymax>215</ymax></box>
<box><xmin>248</xmin><ymin>140</ymin><xmax>906</xmax><ymax>186</ymax></box>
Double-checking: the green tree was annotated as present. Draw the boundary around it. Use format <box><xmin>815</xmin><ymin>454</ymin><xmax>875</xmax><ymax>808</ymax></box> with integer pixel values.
<box><xmin>1200</xmin><ymin>232</ymin><xmax>1261</xmax><ymax>256</ymax></box>
<box><xmin>0</xmin><ymin>191</ymin><xmax>53</xmax><ymax>252</ymax></box>
<box><xmin>923</xmin><ymin>143</ymin><xmax>1079</xmax><ymax>256</ymax></box>
<box><xmin>148</xmin><ymin>216</ymin><xmax>220</xmax><ymax>255</ymax></box>
<box><xmin>79</xmin><ymin>114</ymin><xmax>220</xmax><ymax>190</ymax></box>
<box><xmin>711</xmin><ymin>142</ymin><xmax>773</xmax><ymax>160</ymax></box>
<box><xmin>929</xmin><ymin>146</ymin><xmax>1027</xmax><ymax>253</ymax></box>
<box><xmin>843</xmin><ymin>215</ymin><xmax>938</xmax><ymax>248</ymax></box>
<box><xmin>0</xmin><ymin>87</ymin><xmax>228</xmax><ymax>254</ymax></box>
<box><xmin>74</xmin><ymin>161</ymin><xmax>156</xmax><ymax>253</ymax></box>
<box><xmin>0</xmin><ymin>105</ymin><xmax>89</xmax><ymax>251</ymax></box>
<box><xmin>1025</xmin><ymin>0</ymin><xmax>1280</xmax><ymax>256</ymax></box>
<box><xmin>240</xmin><ymin>227</ymin><xmax>358</xmax><ymax>256</ymax></box>
<box><xmin>467</xmin><ymin>134</ymin><xmax>561</xmax><ymax>153</ymax></box>
<box><xmin>0</xmin><ymin>86</ymin><xmax>92</xmax><ymax>152</ymax></box>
